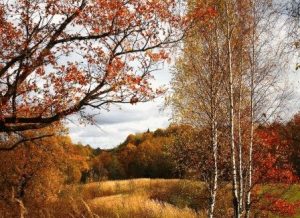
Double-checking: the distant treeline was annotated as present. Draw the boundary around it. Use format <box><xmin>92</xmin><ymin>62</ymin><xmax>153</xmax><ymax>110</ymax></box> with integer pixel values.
<box><xmin>81</xmin><ymin>127</ymin><xmax>179</xmax><ymax>182</ymax></box>
<box><xmin>82</xmin><ymin>114</ymin><xmax>300</xmax><ymax>183</ymax></box>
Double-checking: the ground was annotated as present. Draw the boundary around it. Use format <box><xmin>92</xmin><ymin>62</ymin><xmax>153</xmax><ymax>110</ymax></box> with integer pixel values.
<box><xmin>49</xmin><ymin>179</ymin><xmax>300</xmax><ymax>218</ymax></box>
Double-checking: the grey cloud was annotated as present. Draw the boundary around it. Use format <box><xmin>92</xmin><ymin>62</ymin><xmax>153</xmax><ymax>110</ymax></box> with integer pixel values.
<box><xmin>78</xmin><ymin>128</ymin><xmax>107</xmax><ymax>138</ymax></box>
<box><xmin>68</xmin><ymin>105</ymin><xmax>170</xmax><ymax>148</ymax></box>
<box><xmin>67</xmin><ymin>66</ymin><xmax>172</xmax><ymax>148</ymax></box>
<box><xmin>117</xmin><ymin>126</ymin><xmax>140</xmax><ymax>133</ymax></box>
<box><xmin>89</xmin><ymin>99</ymin><xmax>165</xmax><ymax>125</ymax></box>
<box><xmin>94</xmin><ymin>110</ymin><xmax>147</xmax><ymax>125</ymax></box>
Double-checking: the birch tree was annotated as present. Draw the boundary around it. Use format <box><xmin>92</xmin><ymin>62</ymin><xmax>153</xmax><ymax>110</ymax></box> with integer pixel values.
<box><xmin>224</xmin><ymin>1</ymin><xmax>240</xmax><ymax>216</ymax></box>
<box><xmin>168</xmin><ymin>1</ymin><xmax>225</xmax><ymax>216</ymax></box>
<box><xmin>169</xmin><ymin>1</ymin><xmax>289</xmax><ymax>217</ymax></box>
<box><xmin>244</xmin><ymin>1</ymin><xmax>289</xmax><ymax>217</ymax></box>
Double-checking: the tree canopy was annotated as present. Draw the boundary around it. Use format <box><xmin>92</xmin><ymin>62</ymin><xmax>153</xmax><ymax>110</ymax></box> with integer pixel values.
<box><xmin>0</xmin><ymin>0</ymin><xmax>185</xmax><ymax>132</ymax></box>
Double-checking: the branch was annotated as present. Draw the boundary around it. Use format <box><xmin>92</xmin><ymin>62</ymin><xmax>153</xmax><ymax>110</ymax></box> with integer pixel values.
<box><xmin>0</xmin><ymin>0</ymin><xmax>88</xmax><ymax>106</ymax></box>
<box><xmin>0</xmin><ymin>134</ymin><xmax>54</xmax><ymax>151</ymax></box>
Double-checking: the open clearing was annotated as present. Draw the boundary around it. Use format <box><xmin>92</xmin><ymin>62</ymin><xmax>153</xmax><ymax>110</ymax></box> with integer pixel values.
<box><xmin>53</xmin><ymin>179</ymin><xmax>300</xmax><ymax>218</ymax></box>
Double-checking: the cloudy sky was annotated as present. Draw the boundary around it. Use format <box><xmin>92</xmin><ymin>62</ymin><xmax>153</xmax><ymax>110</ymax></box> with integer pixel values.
<box><xmin>68</xmin><ymin>66</ymin><xmax>173</xmax><ymax>149</ymax></box>
<box><xmin>66</xmin><ymin>13</ymin><xmax>300</xmax><ymax>150</ymax></box>
<box><xmin>67</xmin><ymin>61</ymin><xmax>300</xmax><ymax>149</ymax></box>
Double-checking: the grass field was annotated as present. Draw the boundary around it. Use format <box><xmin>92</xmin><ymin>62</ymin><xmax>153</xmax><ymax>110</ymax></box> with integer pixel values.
<box><xmin>46</xmin><ymin>179</ymin><xmax>300</xmax><ymax>218</ymax></box>
<box><xmin>57</xmin><ymin>179</ymin><xmax>206</xmax><ymax>218</ymax></box>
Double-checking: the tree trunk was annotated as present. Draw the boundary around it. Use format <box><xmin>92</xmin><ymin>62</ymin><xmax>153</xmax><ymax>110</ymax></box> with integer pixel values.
<box><xmin>226</xmin><ymin>2</ymin><xmax>240</xmax><ymax>216</ymax></box>
<box><xmin>237</xmin><ymin>76</ymin><xmax>244</xmax><ymax>216</ymax></box>
<box><xmin>208</xmin><ymin>120</ymin><xmax>218</xmax><ymax>218</ymax></box>
<box><xmin>246</xmin><ymin>2</ymin><xmax>256</xmax><ymax>216</ymax></box>
<box><xmin>245</xmin><ymin>74</ymin><xmax>254</xmax><ymax>217</ymax></box>
<box><xmin>246</xmin><ymin>42</ymin><xmax>255</xmax><ymax>218</ymax></box>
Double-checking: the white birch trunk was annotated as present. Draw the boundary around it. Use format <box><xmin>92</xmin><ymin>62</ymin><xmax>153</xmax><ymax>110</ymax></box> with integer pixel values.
<box><xmin>237</xmin><ymin>76</ymin><xmax>244</xmax><ymax>215</ymax></box>
<box><xmin>246</xmin><ymin>2</ymin><xmax>256</xmax><ymax>216</ymax></box>
<box><xmin>245</xmin><ymin>64</ymin><xmax>254</xmax><ymax>217</ymax></box>
<box><xmin>208</xmin><ymin>120</ymin><xmax>218</xmax><ymax>218</ymax></box>
<box><xmin>208</xmin><ymin>34</ymin><xmax>219</xmax><ymax>217</ymax></box>
<box><xmin>226</xmin><ymin>2</ymin><xmax>240</xmax><ymax>217</ymax></box>
<box><xmin>246</xmin><ymin>36</ymin><xmax>255</xmax><ymax>218</ymax></box>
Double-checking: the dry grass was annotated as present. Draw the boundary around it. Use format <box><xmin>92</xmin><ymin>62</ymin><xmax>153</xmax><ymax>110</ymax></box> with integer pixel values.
<box><xmin>4</xmin><ymin>179</ymin><xmax>298</xmax><ymax>217</ymax></box>
<box><xmin>77</xmin><ymin>178</ymin><xmax>184</xmax><ymax>199</ymax></box>
<box><xmin>89</xmin><ymin>193</ymin><xmax>199</xmax><ymax>218</ymax></box>
<box><xmin>54</xmin><ymin>179</ymin><xmax>206</xmax><ymax>218</ymax></box>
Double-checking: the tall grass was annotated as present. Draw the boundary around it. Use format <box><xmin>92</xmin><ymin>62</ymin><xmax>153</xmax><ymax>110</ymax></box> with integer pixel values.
<box><xmin>89</xmin><ymin>193</ymin><xmax>199</xmax><ymax>218</ymax></box>
<box><xmin>49</xmin><ymin>179</ymin><xmax>206</xmax><ymax>218</ymax></box>
<box><xmin>7</xmin><ymin>179</ymin><xmax>299</xmax><ymax>217</ymax></box>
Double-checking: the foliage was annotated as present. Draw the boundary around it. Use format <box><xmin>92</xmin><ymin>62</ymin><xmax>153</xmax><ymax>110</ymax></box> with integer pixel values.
<box><xmin>254</xmin><ymin>124</ymin><xmax>298</xmax><ymax>184</ymax></box>
<box><xmin>89</xmin><ymin>127</ymin><xmax>177</xmax><ymax>181</ymax></box>
<box><xmin>0</xmin><ymin>124</ymin><xmax>90</xmax><ymax>216</ymax></box>
<box><xmin>0</xmin><ymin>0</ymin><xmax>186</xmax><ymax>132</ymax></box>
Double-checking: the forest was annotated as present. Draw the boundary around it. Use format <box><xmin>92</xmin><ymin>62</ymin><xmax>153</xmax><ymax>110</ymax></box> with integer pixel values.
<box><xmin>0</xmin><ymin>0</ymin><xmax>300</xmax><ymax>217</ymax></box>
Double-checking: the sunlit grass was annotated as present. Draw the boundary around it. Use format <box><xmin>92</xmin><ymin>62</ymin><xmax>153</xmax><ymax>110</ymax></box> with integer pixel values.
<box><xmin>49</xmin><ymin>179</ymin><xmax>300</xmax><ymax>218</ymax></box>
<box><xmin>89</xmin><ymin>193</ymin><xmax>200</xmax><ymax>218</ymax></box>
<box><xmin>59</xmin><ymin>179</ymin><xmax>206</xmax><ymax>218</ymax></box>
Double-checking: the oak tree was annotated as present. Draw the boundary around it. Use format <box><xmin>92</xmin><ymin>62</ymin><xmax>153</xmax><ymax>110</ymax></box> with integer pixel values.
<box><xmin>0</xmin><ymin>0</ymin><xmax>185</xmax><ymax>133</ymax></box>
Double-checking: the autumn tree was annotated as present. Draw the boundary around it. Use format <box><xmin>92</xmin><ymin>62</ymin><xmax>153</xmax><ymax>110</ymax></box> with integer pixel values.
<box><xmin>0</xmin><ymin>0</ymin><xmax>186</xmax><ymax>134</ymax></box>
<box><xmin>88</xmin><ymin>128</ymin><xmax>176</xmax><ymax>181</ymax></box>
<box><xmin>276</xmin><ymin>0</ymin><xmax>300</xmax><ymax>69</ymax></box>
<box><xmin>285</xmin><ymin>113</ymin><xmax>300</xmax><ymax>177</ymax></box>
<box><xmin>236</xmin><ymin>1</ymin><xmax>290</xmax><ymax>216</ymax></box>
<box><xmin>0</xmin><ymin>123</ymin><xmax>90</xmax><ymax>217</ymax></box>
<box><xmin>168</xmin><ymin>0</ymin><xmax>255</xmax><ymax>216</ymax></box>
<box><xmin>251</xmin><ymin>122</ymin><xmax>300</xmax><ymax>217</ymax></box>
<box><xmin>168</xmin><ymin>1</ymin><xmax>229</xmax><ymax>216</ymax></box>
<box><xmin>168</xmin><ymin>0</ymin><xmax>290</xmax><ymax>217</ymax></box>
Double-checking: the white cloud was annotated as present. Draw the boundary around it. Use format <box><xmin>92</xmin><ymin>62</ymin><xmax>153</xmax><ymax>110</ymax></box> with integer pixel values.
<box><xmin>68</xmin><ymin>67</ymin><xmax>172</xmax><ymax>149</ymax></box>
